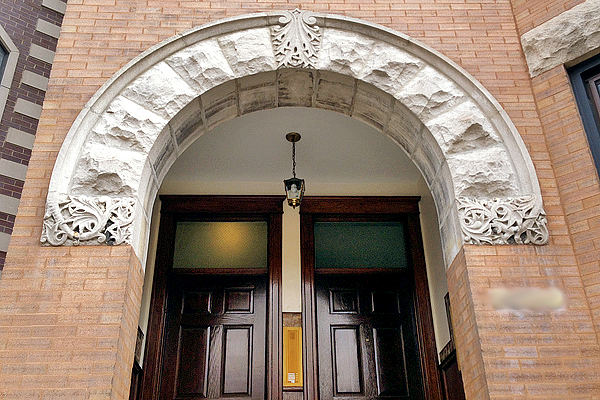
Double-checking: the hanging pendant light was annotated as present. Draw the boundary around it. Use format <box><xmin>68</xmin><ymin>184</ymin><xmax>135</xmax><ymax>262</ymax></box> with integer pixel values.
<box><xmin>283</xmin><ymin>132</ymin><xmax>305</xmax><ymax>208</ymax></box>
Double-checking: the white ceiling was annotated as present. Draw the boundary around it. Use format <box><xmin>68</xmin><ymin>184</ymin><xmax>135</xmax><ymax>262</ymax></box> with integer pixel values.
<box><xmin>162</xmin><ymin>107</ymin><xmax>425</xmax><ymax>195</ymax></box>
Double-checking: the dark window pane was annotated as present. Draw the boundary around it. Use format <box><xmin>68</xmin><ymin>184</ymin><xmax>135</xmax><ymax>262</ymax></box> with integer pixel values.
<box><xmin>314</xmin><ymin>222</ymin><xmax>407</xmax><ymax>269</ymax></box>
<box><xmin>568</xmin><ymin>54</ymin><xmax>600</xmax><ymax>175</ymax></box>
<box><xmin>585</xmin><ymin>73</ymin><xmax>600</xmax><ymax>126</ymax></box>
<box><xmin>0</xmin><ymin>43</ymin><xmax>7</xmax><ymax>79</ymax></box>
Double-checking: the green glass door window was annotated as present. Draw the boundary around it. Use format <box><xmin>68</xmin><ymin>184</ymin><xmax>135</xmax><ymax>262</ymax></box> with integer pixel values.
<box><xmin>314</xmin><ymin>221</ymin><xmax>408</xmax><ymax>269</ymax></box>
<box><xmin>173</xmin><ymin>221</ymin><xmax>268</xmax><ymax>269</ymax></box>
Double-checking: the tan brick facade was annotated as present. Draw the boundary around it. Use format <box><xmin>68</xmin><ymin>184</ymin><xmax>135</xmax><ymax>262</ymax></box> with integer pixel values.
<box><xmin>532</xmin><ymin>64</ymin><xmax>600</xmax><ymax>348</ymax></box>
<box><xmin>510</xmin><ymin>0</ymin><xmax>587</xmax><ymax>34</ymax></box>
<box><xmin>0</xmin><ymin>245</ymin><xmax>143</xmax><ymax>398</ymax></box>
<box><xmin>2</xmin><ymin>0</ymin><xmax>600</xmax><ymax>399</ymax></box>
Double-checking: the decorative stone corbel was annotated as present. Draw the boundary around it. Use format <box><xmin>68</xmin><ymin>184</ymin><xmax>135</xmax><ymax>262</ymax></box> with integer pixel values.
<box><xmin>457</xmin><ymin>195</ymin><xmax>549</xmax><ymax>245</ymax></box>
<box><xmin>41</xmin><ymin>196</ymin><xmax>136</xmax><ymax>246</ymax></box>
<box><xmin>272</xmin><ymin>9</ymin><xmax>321</xmax><ymax>69</ymax></box>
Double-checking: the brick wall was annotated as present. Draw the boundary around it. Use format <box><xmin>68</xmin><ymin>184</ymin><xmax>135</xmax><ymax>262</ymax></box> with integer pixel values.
<box><xmin>467</xmin><ymin>245</ymin><xmax>600</xmax><ymax>398</ymax></box>
<box><xmin>510</xmin><ymin>0</ymin><xmax>586</xmax><ymax>35</ymax></box>
<box><xmin>2</xmin><ymin>0</ymin><xmax>600</xmax><ymax>398</ymax></box>
<box><xmin>448</xmin><ymin>241</ymin><xmax>600</xmax><ymax>399</ymax></box>
<box><xmin>446</xmin><ymin>248</ymin><xmax>489</xmax><ymax>400</ymax></box>
<box><xmin>0</xmin><ymin>245</ymin><xmax>143</xmax><ymax>399</ymax></box>
<box><xmin>0</xmin><ymin>0</ymin><xmax>66</xmax><ymax>268</ymax></box>
<box><xmin>531</xmin><ymin>64</ymin><xmax>600</xmax><ymax>347</ymax></box>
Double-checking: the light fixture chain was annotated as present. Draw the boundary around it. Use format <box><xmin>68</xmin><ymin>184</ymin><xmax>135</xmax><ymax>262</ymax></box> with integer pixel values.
<box><xmin>292</xmin><ymin>142</ymin><xmax>297</xmax><ymax>178</ymax></box>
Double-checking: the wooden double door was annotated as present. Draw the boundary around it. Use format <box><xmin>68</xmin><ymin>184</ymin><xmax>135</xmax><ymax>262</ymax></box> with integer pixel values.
<box><xmin>159</xmin><ymin>272</ymin><xmax>424</xmax><ymax>400</ymax></box>
<box><xmin>143</xmin><ymin>196</ymin><xmax>441</xmax><ymax>400</ymax></box>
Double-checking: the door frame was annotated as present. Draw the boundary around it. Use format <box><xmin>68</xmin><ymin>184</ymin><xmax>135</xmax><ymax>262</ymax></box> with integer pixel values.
<box><xmin>141</xmin><ymin>195</ymin><xmax>285</xmax><ymax>400</ymax></box>
<box><xmin>299</xmin><ymin>196</ymin><xmax>443</xmax><ymax>400</ymax></box>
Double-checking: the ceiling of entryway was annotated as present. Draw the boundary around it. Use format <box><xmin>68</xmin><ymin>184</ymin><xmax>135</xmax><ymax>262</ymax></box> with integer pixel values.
<box><xmin>162</xmin><ymin>107</ymin><xmax>425</xmax><ymax>195</ymax></box>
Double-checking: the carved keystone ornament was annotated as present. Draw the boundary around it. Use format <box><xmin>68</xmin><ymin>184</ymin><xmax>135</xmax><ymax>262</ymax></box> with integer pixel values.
<box><xmin>272</xmin><ymin>9</ymin><xmax>321</xmax><ymax>69</ymax></box>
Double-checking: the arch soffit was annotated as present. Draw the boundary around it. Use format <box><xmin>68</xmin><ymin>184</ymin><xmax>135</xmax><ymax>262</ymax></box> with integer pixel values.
<box><xmin>41</xmin><ymin>10</ymin><xmax>548</xmax><ymax>265</ymax></box>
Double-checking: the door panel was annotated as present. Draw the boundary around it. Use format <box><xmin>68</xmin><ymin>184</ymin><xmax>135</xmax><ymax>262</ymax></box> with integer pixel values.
<box><xmin>373</xmin><ymin>328</ymin><xmax>408</xmax><ymax>397</ymax></box>
<box><xmin>316</xmin><ymin>273</ymin><xmax>424</xmax><ymax>400</ymax></box>
<box><xmin>177</xmin><ymin>326</ymin><xmax>210</xmax><ymax>396</ymax></box>
<box><xmin>332</xmin><ymin>326</ymin><xmax>363</xmax><ymax>394</ymax></box>
<box><xmin>162</xmin><ymin>274</ymin><xmax>267</xmax><ymax>400</ymax></box>
<box><xmin>222</xmin><ymin>326</ymin><xmax>252</xmax><ymax>395</ymax></box>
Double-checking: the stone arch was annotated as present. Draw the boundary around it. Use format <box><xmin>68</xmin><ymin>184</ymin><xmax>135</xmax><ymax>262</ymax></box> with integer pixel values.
<box><xmin>41</xmin><ymin>10</ymin><xmax>547</xmax><ymax>266</ymax></box>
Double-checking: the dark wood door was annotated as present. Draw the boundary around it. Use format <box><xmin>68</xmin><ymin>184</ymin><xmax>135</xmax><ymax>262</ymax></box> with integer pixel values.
<box><xmin>316</xmin><ymin>272</ymin><xmax>424</xmax><ymax>400</ymax></box>
<box><xmin>160</xmin><ymin>274</ymin><xmax>267</xmax><ymax>400</ymax></box>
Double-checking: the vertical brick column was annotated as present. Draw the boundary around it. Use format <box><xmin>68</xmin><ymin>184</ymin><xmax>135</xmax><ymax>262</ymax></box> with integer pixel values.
<box><xmin>448</xmin><ymin>244</ymin><xmax>600</xmax><ymax>400</ymax></box>
<box><xmin>447</xmin><ymin>248</ymin><xmax>490</xmax><ymax>400</ymax></box>
<box><xmin>0</xmin><ymin>245</ymin><xmax>143</xmax><ymax>399</ymax></box>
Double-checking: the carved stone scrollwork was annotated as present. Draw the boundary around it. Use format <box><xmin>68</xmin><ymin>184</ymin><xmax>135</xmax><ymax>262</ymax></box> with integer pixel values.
<box><xmin>272</xmin><ymin>9</ymin><xmax>321</xmax><ymax>69</ymax></box>
<box><xmin>41</xmin><ymin>196</ymin><xmax>136</xmax><ymax>246</ymax></box>
<box><xmin>457</xmin><ymin>195</ymin><xmax>549</xmax><ymax>245</ymax></box>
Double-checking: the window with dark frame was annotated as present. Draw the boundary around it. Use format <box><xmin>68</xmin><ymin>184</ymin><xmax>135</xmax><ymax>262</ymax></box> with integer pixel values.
<box><xmin>568</xmin><ymin>53</ymin><xmax>600</xmax><ymax>176</ymax></box>
<box><xmin>0</xmin><ymin>42</ymin><xmax>7</xmax><ymax>79</ymax></box>
<box><xmin>586</xmin><ymin>71</ymin><xmax>600</xmax><ymax>126</ymax></box>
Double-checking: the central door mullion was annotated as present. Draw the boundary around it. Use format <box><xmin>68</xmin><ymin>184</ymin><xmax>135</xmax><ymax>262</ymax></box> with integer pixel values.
<box><xmin>300</xmin><ymin>212</ymin><xmax>319</xmax><ymax>400</ymax></box>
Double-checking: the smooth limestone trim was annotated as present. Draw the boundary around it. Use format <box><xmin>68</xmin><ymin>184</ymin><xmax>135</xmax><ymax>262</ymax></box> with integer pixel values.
<box><xmin>0</xmin><ymin>194</ymin><xmax>21</xmax><ymax>216</ymax></box>
<box><xmin>29</xmin><ymin>44</ymin><xmax>56</xmax><ymax>65</ymax></box>
<box><xmin>14</xmin><ymin>98</ymin><xmax>43</xmax><ymax>120</ymax></box>
<box><xmin>21</xmin><ymin>71</ymin><xmax>49</xmax><ymax>92</ymax></box>
<box><xmin>6</xmin><ymin>128</ymin><xmax>35</xmax><ymax>150</ymax></box>
<box><xmin>41</xmin><ymin>0</ymin><xmax>67</xmax><ymax>15</ymax></box>
<box><xmin>0</xmin><ymin>232</ymin><xmax>10</xmax><ymax>253</ymax></box>
<box><xmin>0</xmin><ymin>24</ymin><xmax>19</xmax><ymax>120</ymax></box>
<box><xmin>35</xmin><ymin>19</ymin><xmax>61</xmax><ymax>39</ymax></box>
<box><xmin>0</xmin><ymin>159</ymin><xmax>28</xmax><ymax>181</ymax></box>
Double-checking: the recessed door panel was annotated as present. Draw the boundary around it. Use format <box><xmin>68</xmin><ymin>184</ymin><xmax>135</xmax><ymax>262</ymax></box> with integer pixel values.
<box><xmin>225</xmin><ymin>289</ymin><xmax>253</xmax><ymax>313</ymax></box>
<box><xmin>373</xmin><ymin>327</ymin><xmax>409</xmax><ymax>397</ymax></box>
<box><xmin>330</xmin><ymin>290</ymin><xmax>359</xmax><ymax>313</ymax></box>
<box><xmin>332</xmin><ymin>326</ymin><xmax>362</xmax><ymax>394</ymax></box>
<box><xmin>222</xmin><ymin>326</ymin><xmax>252</xmax><ymax>395</ymax></box>
<box><xmin>183</xmin><ymin>291</ymin><xmax>212</xmax><ymax>314</ymax></box>
<box><xmin>177</xmin><ymin>327</ymin><xmax>210</xmax><ymax>397</ymax></box>
<box><xmin>371</xmin><ymin>291</ymin><xmax>399</xmax><ymax>314</ymax></box>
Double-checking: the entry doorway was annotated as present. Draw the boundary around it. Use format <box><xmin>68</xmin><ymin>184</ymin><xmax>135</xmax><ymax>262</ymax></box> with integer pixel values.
<box><xmin>140</xmin><ymin>196</ymin><xmax>442</xmax><ymax>400</ymax></box>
